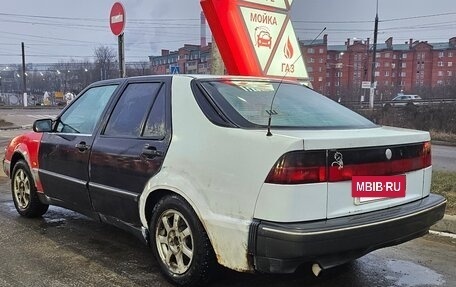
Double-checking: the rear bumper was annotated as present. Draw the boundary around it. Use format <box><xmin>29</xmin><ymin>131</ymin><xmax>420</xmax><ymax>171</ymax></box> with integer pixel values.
<box><xmin>249</xmin><ymin>193</ymin><xmax>446</xmax><ymax>273</ymax></box>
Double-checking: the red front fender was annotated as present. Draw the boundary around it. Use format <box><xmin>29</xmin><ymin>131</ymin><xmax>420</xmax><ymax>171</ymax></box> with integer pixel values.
<box><xmin>4</xmin><ymin>132</ymin><xmax>43</xmax><ymax>192</ymax></box>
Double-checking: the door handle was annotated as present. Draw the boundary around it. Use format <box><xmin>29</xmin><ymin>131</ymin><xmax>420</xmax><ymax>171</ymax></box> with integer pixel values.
<box><xmin>75</xmin><ymin>142</ymin><xmax>89</xmax><ymax>152</ymax></box>
<box><xmin>142</xmin><ymin>145</ymin><xmax>163</xmax><ymax>158</ymax></box>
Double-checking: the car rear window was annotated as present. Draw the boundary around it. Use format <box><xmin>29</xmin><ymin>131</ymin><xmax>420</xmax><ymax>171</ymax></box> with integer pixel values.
<box><xmin>199</xmin><ymin>80</ymin><xmax>376</xmax><ymax>129</ymax></box>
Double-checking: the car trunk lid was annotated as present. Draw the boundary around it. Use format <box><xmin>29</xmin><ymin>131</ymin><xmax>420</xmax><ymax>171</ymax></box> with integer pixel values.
<box><xmin>271</xmin><ymin>126</ymin><xmax>431</xmax><ymax>219</ymax></box>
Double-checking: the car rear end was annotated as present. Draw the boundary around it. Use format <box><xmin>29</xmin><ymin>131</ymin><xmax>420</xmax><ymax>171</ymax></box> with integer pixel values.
<box><xmin>196</xmin><ymin>78</ymin><xmax>446</xmax><ymax>274</ymax></box>
<box><xmin>251</xmin><ymin>128</ymin><xmax>445</xmax><ymax>273</ymax></box>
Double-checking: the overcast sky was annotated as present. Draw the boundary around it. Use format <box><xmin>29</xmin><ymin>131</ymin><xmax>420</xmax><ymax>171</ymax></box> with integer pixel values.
<box><xmin>0</xmin><ymin>0</ymin><xmax>455</xmax><ymax>64</ymax></box>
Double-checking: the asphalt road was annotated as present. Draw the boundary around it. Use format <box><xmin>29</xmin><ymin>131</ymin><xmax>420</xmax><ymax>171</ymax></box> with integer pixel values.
<box><xmin>0</xmin><ymin>107</ymin><xmax>60</xmax><ymax>128</ymax></box>
<box><xmin>0</xmin><ymin>175</ymin><xmax>455</xmax><ymax>287</ymax></box>
<box><xmin>432</xmin><ymin>145</ymin><xmax>456</xmax><ymax>172</ymax></box>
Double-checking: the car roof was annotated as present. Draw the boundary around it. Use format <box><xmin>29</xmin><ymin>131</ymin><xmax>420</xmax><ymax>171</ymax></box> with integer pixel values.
<box><xmin>88</xmin><ymin>74</ymin><xmax>300</xmax><ymax>87</ymax></box>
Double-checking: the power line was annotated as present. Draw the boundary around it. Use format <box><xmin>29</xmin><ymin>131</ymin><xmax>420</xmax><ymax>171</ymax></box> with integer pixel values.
<box><xmin>294</xmin><ymin>12</ymin><xmax>456</xmax><ymax>24</ymax></box>
<box><xmin>381</xmin><ymin>12</ymin><xmax>456</xmax><ymax>22</ymax></box>
<box><xmin>0</xmin><ymin>18</ymin><xmax>201</xmax><ymax>29</ymax></box>
<box><xmin>2</xmin><ymin>9</ymin><xmax>455</xmax><ymax>26</ymax></box>
<box><xmin>0</xmin><ymin>8</ymin><xmax>454</xmax><ymax>65</ymax></box>
<box><xmin>0</xmin><ymin>12</ymin><xmax>198</xmax><ymax>22</ymax></box>
<box><xmin>293</xmin><ymin>19</ymin><xmax>372</xmax><ymax>24</ymax></box>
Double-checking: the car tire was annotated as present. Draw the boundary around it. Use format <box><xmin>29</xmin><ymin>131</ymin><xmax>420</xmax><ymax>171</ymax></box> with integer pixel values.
<box><xmin>150</xmin><ymin>194</ymin><xmax>216</xmax><ymax>286</ymax></box>
<box><xmin>11</xmin><ymin>160</ymin><xmax>49</xmax><ymax>217</ymax></box>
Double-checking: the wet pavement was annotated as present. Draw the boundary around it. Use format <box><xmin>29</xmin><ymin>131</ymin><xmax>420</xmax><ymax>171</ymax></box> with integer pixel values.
<box><xmin>0</xmin><ymin>174</ymin><xmax>455</xmax><ymax>287</ymax></box>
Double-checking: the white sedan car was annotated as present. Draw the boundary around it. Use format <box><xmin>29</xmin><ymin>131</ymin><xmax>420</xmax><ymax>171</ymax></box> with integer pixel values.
<box><xmin>384</xmin><ymin>94</ymin><xmax>423</xmax><ymax>107</ymax></box>
<box><xmin>3</xmin><ymin>75</ymin><xmax>446</xmax><ymax>286</ymax></box>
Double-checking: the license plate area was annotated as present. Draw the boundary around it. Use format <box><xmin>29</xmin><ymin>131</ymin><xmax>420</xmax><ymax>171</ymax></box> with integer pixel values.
<box><xmin>352</xmin><ymin>175</ymin><xmax>406</xmax><ymax>205</ymax></box>
<box><xmin>355</xmin><ymin>196</ymin><xmax>387</xmax><ymax>205</ymax></box>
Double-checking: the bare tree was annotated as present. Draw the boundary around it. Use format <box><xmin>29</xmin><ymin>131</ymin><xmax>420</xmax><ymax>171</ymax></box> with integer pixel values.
<box><xmin>126</xmin><ymin>61</ymin><xmax>151</xmax><ymax>76</ymax></box>
<box><xmin>94</xmin><ymin>46</ymin><xmax>116</xmax><ymax>80</ymax></box>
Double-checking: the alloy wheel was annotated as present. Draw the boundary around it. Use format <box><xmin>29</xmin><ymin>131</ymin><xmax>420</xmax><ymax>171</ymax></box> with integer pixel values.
<box><xmin>13</xmin><ymin>169</ymin><xmax>31</xmax><ymax>209</ymax></box>
<box><xmin>155</xmin><ymin>209</ymin><xmax>194</xmax><ymax>274</ymax></box>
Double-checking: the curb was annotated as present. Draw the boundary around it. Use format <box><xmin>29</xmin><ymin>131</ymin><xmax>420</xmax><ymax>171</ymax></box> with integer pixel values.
<box><xmin>0</xmin><ymin>125</ymin><xmax>31</xmax><ymax>131</ymax></box>
<box><xmin>431</xmin><ymin>214</ymin><xmax>456</xmax><ymax>234</ymax></box>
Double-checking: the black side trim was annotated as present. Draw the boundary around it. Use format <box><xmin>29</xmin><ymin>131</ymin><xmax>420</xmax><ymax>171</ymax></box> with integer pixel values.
<box><xmin>36</xmin><ymin>192</ymin><xmax>100</xmax><ymax>221</ymax></box>
<box><xmin>89</xmin><ymin>182</ymin><xmax>140</xmax><ymax>200</ymax></box>
<box><xmin>328</xmin><ymin>142</ymin><xmax>425</xmax><ymax>165</ymax></box>
<box><xmin>99</xmin><ymin>214</ymin><xmax>148</xmax><ymax>245</ymax></box>
<box><xmin>248</xmin><ymin>219</ymin><xmax>261</xmax><ymax>255</ymax></box>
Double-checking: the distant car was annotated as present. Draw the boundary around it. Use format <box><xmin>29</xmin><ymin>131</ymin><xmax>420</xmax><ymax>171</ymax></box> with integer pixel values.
<box><xmin>257</xmin><ymin>30</ymin><xmax>272</xmax><ymax>48</ymax></box>
<box><xmin>384</xmin><ymin>94</ymin><xmax>423</xmax><ymax>107</ymax></box>
<box><xmin>3</xmin><ymin>75</ymin><xmax>446</xmax><ymax>286</ymax></box>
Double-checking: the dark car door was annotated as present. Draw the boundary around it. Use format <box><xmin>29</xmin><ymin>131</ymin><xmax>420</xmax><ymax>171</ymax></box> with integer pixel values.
<box><xmin>38</xmin><ymin>84</ymin><xmax>119</xmax><ymax>216</ymax></box>
<box><xmin>89</xmin><ymin>79</ymin><xmax>171</xmax><ymax>226</ymax></box>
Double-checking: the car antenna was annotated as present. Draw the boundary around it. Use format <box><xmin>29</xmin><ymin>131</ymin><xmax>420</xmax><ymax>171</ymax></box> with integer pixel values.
<box><xmin>266</xmin><ymin>27</ymin><xmax>326</xmax><ymax>137</ymax></box>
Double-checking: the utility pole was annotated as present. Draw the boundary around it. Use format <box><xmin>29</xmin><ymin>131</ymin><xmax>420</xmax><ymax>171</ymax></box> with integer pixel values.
<box><xmin>369</xmin><ymin>0</ymin><xmax>379</xmax><ymax>109</ymax></box>
<box><xmin>21</xmin><ymin>42</ymin><xmax>27</xmax><ymax>107</ymax></box>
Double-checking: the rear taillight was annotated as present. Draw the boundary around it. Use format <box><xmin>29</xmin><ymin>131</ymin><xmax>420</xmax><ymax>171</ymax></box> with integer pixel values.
<box><xmin>265</xmin><ymin>151</ymin><xmax>327</xmax><ymax>184</ymax></box>
<box><xmin>422</xmin><ymin>141</ymin><xmax>432</xmax><ymax>167</ymax></box>
<box><xmin>265</xmin><ymin>142</ymin><xmax>431</xmax><ymax>184</ymax></box>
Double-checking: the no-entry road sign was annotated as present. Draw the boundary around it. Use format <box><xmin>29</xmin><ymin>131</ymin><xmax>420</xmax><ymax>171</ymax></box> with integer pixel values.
<box><xmin>110</xmin><ymin>2</ymin><xmax>126</xmax><ymax>36</ymax></box>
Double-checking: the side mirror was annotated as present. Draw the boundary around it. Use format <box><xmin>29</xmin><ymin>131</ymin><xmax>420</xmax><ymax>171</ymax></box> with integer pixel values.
<box><xmin>33</xmin><ymin>119</ymin><xmax>53</xmax><ymax>133</ymax></box>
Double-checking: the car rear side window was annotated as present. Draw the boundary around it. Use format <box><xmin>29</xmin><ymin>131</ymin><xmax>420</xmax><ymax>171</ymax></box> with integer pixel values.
<box><xmin>104</xmin><ymin>82</ymin><xmax>162</xmax><ymax>137</ymax></box>
<box><xmin>143</xmin><ymin>85</ymin><xmax>166</xmax><ymax>138</ymax></box>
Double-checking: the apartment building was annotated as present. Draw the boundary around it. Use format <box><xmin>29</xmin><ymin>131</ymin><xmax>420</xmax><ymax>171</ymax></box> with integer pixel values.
<box><xmin>302</xmin><ymin>36</ymin><xmax>456</xmax><ymax>101</ymax></box>
<box><xmin>149</xmin><ymin>43</ymin><xmax>212</xmax><ymax>75</ymax></box>
<box><xmin>149</xmin><ymin>35</ymin><xmax>456</xmax><ymax>101</ymax></box>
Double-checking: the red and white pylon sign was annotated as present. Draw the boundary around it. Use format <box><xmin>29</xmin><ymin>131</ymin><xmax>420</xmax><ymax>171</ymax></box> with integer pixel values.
<box><xmin>201</xmin><ymin>0</ymin><xmax>308</xmax><ymax>81</ymax></box>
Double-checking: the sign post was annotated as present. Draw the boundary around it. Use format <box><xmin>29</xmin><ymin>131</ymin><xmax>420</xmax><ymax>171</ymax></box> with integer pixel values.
<box><xmin>110</xmin><ymin>2</ymin><xmax>126</xmax><ymax>78</ymax></box>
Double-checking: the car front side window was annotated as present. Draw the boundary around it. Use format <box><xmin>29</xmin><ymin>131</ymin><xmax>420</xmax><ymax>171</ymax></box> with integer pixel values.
<box><xmin>56</xmin><ymin>85</ymin><xmax>118</xmax><ymax>134</ymax></box>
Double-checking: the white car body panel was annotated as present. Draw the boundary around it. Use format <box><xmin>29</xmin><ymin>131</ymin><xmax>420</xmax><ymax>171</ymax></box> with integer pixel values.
<box><xmin>139</xmin><ymin>75</ymin><xmax>433</xmax><ymax>272</ymax></box>
<box><xmin>326</xmin><ymin>169</ymin><xmax>428</xmax><ymax>219</ymax></box>
<box><xmin>423</xmin><ymin>166</ymin><xmax>432</xmax><ymax>197</ymax></box>
<box><xmin>139</xmin><ymin>76</ymin><xmax>304</xmax><ymax>271</ymax></box>
<box><xmin>255</xmin><ymin>183</ymin><xmax>327</xmax><ymax>222</ymax></box>
<box><xmin>272</xmin><ymin>126</ymin><xmax>429</xmax><ymax>150</ymax></box>
<box><xmin>256</xmin><ymin>127</ymin><xmax>431</xmax><ymax>220</ymax></box>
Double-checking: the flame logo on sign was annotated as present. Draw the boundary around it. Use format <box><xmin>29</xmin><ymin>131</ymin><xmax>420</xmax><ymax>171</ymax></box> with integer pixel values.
<box><xmin>284</xmin><ymin>37</ymin><xmax>294</xmax><ymax>59</ymax></box>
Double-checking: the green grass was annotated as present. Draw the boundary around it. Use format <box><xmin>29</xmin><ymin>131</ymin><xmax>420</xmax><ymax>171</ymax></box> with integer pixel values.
<box><xmin>432</xmin><ymin>171</ymin><xmax>456</xmax><ymax>215</ymax></box>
